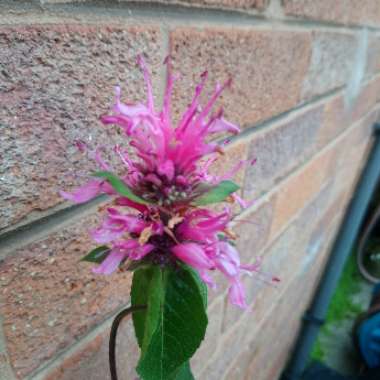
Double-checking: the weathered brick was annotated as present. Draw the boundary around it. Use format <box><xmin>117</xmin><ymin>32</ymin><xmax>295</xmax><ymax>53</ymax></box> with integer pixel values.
<box><xmin>331</xmin><ymin>107</ymin><xmax>378</xmax><ymax>194</ymax></box>
<box><xmin>243</xmin><ymin>251</ymin><xmax>330</xmax><ymax>380</ymax></box>
<box><xmin>223</xmin><ymin>346</ymin><xmax>255</xmax><ymax>380</ymax></box>
<box><xmin>0</xmin><ymin>213</ymin><xmax>133</xmax><ymax>378</ymax></box>
<box><xmin>234</xmin><ymin>196</ymin><xmax>275</xmax><ymax>264</ymax></box>
<box><xmin>244</xmin><ymin>104</ymin><xmax>323</xmax><ymax>198</ymax></box>
<box><xmin>170</xmin><ymin>27</ymin><xmax>312</xmax><ymax>128</ymax></box>
<box><xmin>0</xmin><ymin>24</ymin><xmax>163</xmax><ymax>231</ymax></box>
<box><xmin>302</xmin><ymin>32</ymin><xmax>358</xmax><ymax>101</ymax></box>
<box><xmin>191</xmin><ymin>296</ymin><xmax>224</xmax><ymax>376</ymax></box>
<box><xmin>0</xmin><ymin>318</ymin><xmax>16</xmax><ymax>380</ymax></box>
<box><xmin>366</xmin><ymin>35</ymin><xmax>380</xmax><ymax>77</ymax></box>
<box><xmin>283</xmin><ymin>0</ymin><xmax>380</xmax><ymax>28</ymax></box>
<box><xmin>270</xmin><ymin>146</ymin><xmax>334</xmax><ymax>238</ymax></box>
<box><xmin>296</xmin><ymin>78</ymin><xmax>379</xmax><ymax>151</ymax></box>
<box><xmin>199</xmin><ymin>311</ymin><xmax>253</xmax><ymax>380</ymax></box>
<box><xmin>283</xmin><ymin>0</ymin><xmax>346</xmax><ymax>24</ymax></box>
<box><xmin>43</xmin><ymin>317</ymin><xmax>140</xmax><ymax>380</ymax></box>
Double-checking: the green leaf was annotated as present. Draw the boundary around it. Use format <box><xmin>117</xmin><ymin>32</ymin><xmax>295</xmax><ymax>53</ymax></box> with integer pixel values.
<box><xmin>80</xmin><ymin>246</ymin><xmax>110</xmax><ymax>263</ymax></box>
<box><xmin>182</xmin><ymin>264</ymin><xmax>208</xmax><ymax>309</ymax></box>
<box><xmin>169</xmin><ymin>362</ymin><xmax>194</xmax><ymax>380</ymax></box>
<box><xmin>92</xmin><ymin>171</ymin><xmax>149</xmax><ymax>205</ymax></box>
<box><xmin>193</xmin><ymin>180</ymin><xmax>240</xmax><ymax>205</ymax></box>
<box><xmin>136</xmin><ymin>266</ymin><xmax>208</xmax><ymax>380</ymax></box>
<box><xmin>131</xmin><ymin>267</ymin><xmax>164</xmax><ymax>354</ymax></box>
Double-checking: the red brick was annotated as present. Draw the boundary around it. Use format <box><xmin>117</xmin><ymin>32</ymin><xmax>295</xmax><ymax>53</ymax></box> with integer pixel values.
<box><xmin>283</xmin><ymin>0</ymin><xmax>346</xmax><ymax>24</ymax></box>
<box><xmin>301</xmin><ymin>78</ymin><xmax>379</xmax><ymax>151</ymax></box>
<box><xmin>283</xmin><ymin>0</ymin><xmax>380</xmax><ymax>28</ymax></box>
<box><xmin>302</xmin><ymin>32</ymin><xmax>358</xmax><ymax>101</ymax></box>
<box><xmin>43</xmin><ymin>316</ymin><xmax>140</xmax><ymax>380</ymax></box>
<box><xmin>234</xmin><ymin>196</ymin><xmax>275</xmax><ymax>264</ymax></box>
<box><xmin>199</xmin><ymin>312</ymin><xmax>253</xmax><ymax>380</ymax></box>
<box><xmin>0</xmin><ymin>213</ymin><xmax>133</xmax><ymax>378</ymax></box>
<box><xmin>243</xmin><ymin>252</ymin><xmax>330</xmax><ymax>380</ymax></box>
<box><xmin>366</xmin><ymin>35</ymin><xmax>380</xmax><ymax>77</ymax></box>
<box><xmin>244</xmin><ymin>104</ymin><xmax>323</xmax><ymax>198</ymax></box>
<box><xmin>0</xmin><ymin>24</ymin><xmax>163</xmax><ymax>231</ymax></box>
<box><xmin>223</xmin><ymin>347</ymin><xmax>255</xmax><ymax>380</ymax></box>
<box><xmin>170</xmin><ymin>27</ymin><xmax>312</xmax><ymax>128</ymax></box>
<box><xmin>270</xmin><ymin>146</ymin><xmax>335</xmax><ymax>238</ymax></box>
<box><xmin>191</xmin><ymin>296</ymin><xmax>224</xmax><ymax>376</ymax></box>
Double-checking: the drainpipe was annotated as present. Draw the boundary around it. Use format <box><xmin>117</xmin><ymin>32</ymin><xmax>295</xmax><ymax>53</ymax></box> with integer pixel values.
<box><xmin>281</xmin><ymin>122</ymin><xmax>380</xmax><ymax>380</ymax></box>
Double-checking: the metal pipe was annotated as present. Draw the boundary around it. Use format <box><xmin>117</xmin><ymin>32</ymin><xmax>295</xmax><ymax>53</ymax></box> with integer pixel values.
<box><xmin>281</xmin><ymin>122</ymin><xmax>380</xmax><ymax>380</ymax></box>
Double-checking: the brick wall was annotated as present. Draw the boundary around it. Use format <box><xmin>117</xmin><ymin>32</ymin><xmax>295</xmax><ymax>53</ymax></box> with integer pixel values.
<box><xmin>1</xmin><ymin>1</ymin><xmax>380</xmax><ymax>379</ymax></box>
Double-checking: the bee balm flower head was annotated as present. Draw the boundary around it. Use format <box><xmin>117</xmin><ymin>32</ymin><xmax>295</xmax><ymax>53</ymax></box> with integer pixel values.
<box><xmin>61</xmin><ymin>55</ymin><xmax>276</xmax><ymax>308</ymax></box>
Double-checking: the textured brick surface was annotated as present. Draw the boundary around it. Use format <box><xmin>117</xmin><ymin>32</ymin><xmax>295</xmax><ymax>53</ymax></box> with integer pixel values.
<box><xmin>0</xmin><ymin>24</ymin><xmax>163</xmax><ymax>231</ymax></box>
<box><xmin>242</xmin><ymin>245</ymin><xmax>334</xmax><ymax>380</ymax></box>
<box><xmin>120</xmin><ymin>0</ymin><xmax>268</xmax><ymax>11</ymax></box>
<box><xmin>43</xmin><ymin>317</ymin><xmax>140</xmax><ymax>380</ymax></box>
<box><xmin>199</xmin><ymin>311</ymin><xmax>253</xmax><ymax>380</ymax></box>
<box><xmin>244</xmin><ymin>104</ymin><xmax>323</xmax><ymax>198</ymax></box>
<box><xmin>302</xmin><ymin>32</ymin><xmax>358</xmax><ymax>100</ymax></box>
<box><xmin>170</xmin><ymin>27</ymin><xmax>312</xmax><ymax>128</ymax></box>
<box><xmin>366</xmin><ymin>35</ymin><xmax>380</xmax><ymax>76</ymax></box>
<box><xmin>0</xmin><ymin>213</ymin><xmax>133</xmax><ymax>378</ymax></box>
<box><xmin>318</xmin><ymin>77</ymin><xmax>380</xmax><ymax>149</ymax></box>
<box><xmin>191</xmin><ymin>296</ymin><xmax>224</xmax><ymax>375</ymax></box>
<box><xmin>283</xmin><ymin>0</ymin><xmax>380</xmax><ymax>28</ymax></box>
<box><xmin>270</xmin><ymin>145</ymin><xmax>334</xmax><ymax>238</ymax></box>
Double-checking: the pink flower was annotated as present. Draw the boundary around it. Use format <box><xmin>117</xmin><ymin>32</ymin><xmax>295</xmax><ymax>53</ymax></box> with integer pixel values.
<box><xmin>61</xmin><ymin>56</ymin><xmax>275</xmax><ymax>308</ymax></box>
<box><xmin>171</xmin><ymin>243</ymin><xmax>215</xmax><ymax>271</ymax></box>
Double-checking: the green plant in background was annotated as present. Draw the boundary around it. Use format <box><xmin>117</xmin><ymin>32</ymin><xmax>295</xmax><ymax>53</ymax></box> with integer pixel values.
<box><xmin>312</xmin><ymin>252</ymin><xmax>366</xmax><ymax>361</ymax></box>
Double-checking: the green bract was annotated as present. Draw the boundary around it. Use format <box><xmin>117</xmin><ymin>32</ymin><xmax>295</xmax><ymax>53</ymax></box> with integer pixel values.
<box><xmin>80</xmin><ymin>246</ymin><xmax>110</xmax><ymax>263</ymax></box>
<box><xmin>92</xmin><ymin>171</ymin><xmax>149</xmax><ymax>205</ymax></box>
<box><xmin>193</xmin><ymin>180</ymin><xmax>240</xmax><ymax>205</ymax></box>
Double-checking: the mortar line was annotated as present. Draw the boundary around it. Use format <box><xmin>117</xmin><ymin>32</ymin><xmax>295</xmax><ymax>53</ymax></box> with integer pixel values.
<box><xmin>2</xmin><ymin>1</ymin><xmax>380</xmax><ymax>33</ymax></box>
<box><xmin>0</xmin><ymin>195</ymin><xmax>108</xmax><ymax>259</ymax></box>
<box><xmin>27</xmin><ymin>301</ymin><xmax>132</xmax><ymax>380</ymax></box>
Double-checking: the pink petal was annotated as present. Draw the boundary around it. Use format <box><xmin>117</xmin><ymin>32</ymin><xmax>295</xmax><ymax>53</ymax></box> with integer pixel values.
<box><xmin>90</xmin><ymin>225</ymin><xmax>124</xmax><ymax>244</ymax></box>
<box><xmin>228</xmin><ymin>279</ymin><xmax>248</xmax><ymax>309</ymax></box>
<box><xmin>199</xmin><ymin>270</ymin><xmax>217</xmax><ymax>290</ymax></box>
<box><xmin>114</xmin><ymin>197</ymin><xmax>148</xmax><ymax>213</ymax></box>
<box><xmin>215</xmin><ymin>257</ymin><xmax>239</xmax><ymax>278</ymax></box>
<box><xmin>157</xmin><ymin>160</ymin><xmax>175</xmax><ymax>181</ymax></box>
<box><xmin>171</xmin><ymin>243</ymin><xmax>214</xmax><ymax>270</ymax></box>
<box><xmin>60</xmin><ymin>179</ymin><xmax>103</xmax><ymax>204</ymax></box>
<box><xmin>219</xmin><ymin>242</ymin><xmax>240</xmax><ymax>267</ymax></box>
<box><xmin>207</xmin><ymin>117</ymin><xmax>240</xmax><ymax>135</ymax></box>
<box><xmin>92</xmin><ymin>249</ymin><xmax>126</xmax><ymax>275</ymax></box>
<box><xmin>129</xmin><ymin>244</ymin><xmax>155</xmax><ymax>260</ymax></box>
<box><xmin>137</xmin><ymin>55</ymin><xmax>155</xmax><ymax>112</ymax></box>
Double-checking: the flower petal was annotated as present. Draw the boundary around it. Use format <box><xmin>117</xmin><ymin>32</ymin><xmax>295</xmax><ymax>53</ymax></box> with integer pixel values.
<box><xmin>228</xmin><ymin>279</ymin><xmax>248</xmax><ymax>309</ymax></box>
<box><xmin>60</xmin><ymin>179</ymin><xmax>102</xmax><ymax>204</ymax></box>
<box><xmin>171</xmin><ymin>243</ymin><xmax>214</xmax><ymax>270</ymax></box>
<box><xmin>92</xmin><ymin>249</ymin><xmax>126</xmax><ymax>275</ymax></box>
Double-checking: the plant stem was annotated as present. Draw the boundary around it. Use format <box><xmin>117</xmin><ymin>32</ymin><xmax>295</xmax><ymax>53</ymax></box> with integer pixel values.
<box><xmin>109</xmin><ymin>305</ymin><xmax>146</xmax><ymax>380</ymax></box>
